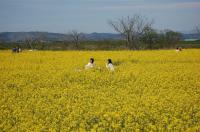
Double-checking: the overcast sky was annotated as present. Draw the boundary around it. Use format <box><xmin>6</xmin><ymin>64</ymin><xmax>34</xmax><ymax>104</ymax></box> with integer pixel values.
<box><xmin>0</xmin><ymin>0</ymin><xmax>200</xmax><ymax>33</ymax></box>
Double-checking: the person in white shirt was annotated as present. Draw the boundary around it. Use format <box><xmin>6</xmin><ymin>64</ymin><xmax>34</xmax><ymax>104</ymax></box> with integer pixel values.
<box><xmin>106</xmin><ymin>59</ymin><xmax>114</xmax><ymax>71</ymax></box>
<box><xmin>176</xmin><ymin>47</ymin><xmax>179</xmax><ymax>52</ymax></box>
<box><xmin>85</xmin><ymin>58</ymin><xmax>95</xmax><ymax>69</ymax></box>
<box><xmin>18</xmin><ymin>48</ymin><xmax>22</xmax><ymax>52</ymax></box>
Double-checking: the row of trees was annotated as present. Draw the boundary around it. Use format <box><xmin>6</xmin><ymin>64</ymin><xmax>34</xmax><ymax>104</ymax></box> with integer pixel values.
<box><xmin>24</xmin><ymin>31</ymin><xmax>85</xmax><ymax>50</ymax></box>
<box><xmin>23</xmin><ymin>31</ymin><xmax>182</xmax><ymax>50</ymax></box>
<box><xmin>108</xmin><ymin>15</ymin><xmax>182</xmax><ymax>49</ymax></box>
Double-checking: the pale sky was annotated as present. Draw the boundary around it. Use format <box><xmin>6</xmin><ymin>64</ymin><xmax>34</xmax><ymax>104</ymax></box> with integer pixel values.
<box><xmin>0</xmin><ymin>0</ymin><xmax>200</xmax><ymax>33</ymax></box>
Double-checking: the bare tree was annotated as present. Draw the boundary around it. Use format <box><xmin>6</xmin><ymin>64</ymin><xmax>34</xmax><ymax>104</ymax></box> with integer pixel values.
<box><xmin>68</xmin><ymin>30</ymin><xmax>85</xmax><ymax>49</ymax></box>
<box><xmin>36</xmin><ymin>32</ymin><xmax>46</xmax><ymax>43</ymax></box>
<box><xmin>35</xmin><ymin>32</ymin><xmax>47</xmax><ymax>50</ymax></box>
<box><xmin>12</xmin><ymin>33</ymin><xmax>19</xmax><ymax>43</ymax></box>
<box><xmin>196</xmin><ymin>26</ymin><xmax>200</xmax><ymax>34</ymax></box>
<box><xmin>196</xmin><ymin>26</ymin><xmax>200</xmax><ymax>39</ymax></box>
<box><xmin>24</xmin><ymin>33</ymin><xmax>34</xmax><ymax>50</ymax></box>
<box><xmin>108</xmin><ymin>15</ymin><xmax>153</xmax><ymax>49</ymax></box>
<box><xmin>0</xmin><ymin>33</ymin><xmax>5</xmax><ymax>43</ymax></box>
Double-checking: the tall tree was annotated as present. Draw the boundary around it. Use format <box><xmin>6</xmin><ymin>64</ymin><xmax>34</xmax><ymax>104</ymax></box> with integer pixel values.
<box><xmin>142</xmin><ymin>26</ymin><xmax>158</xmax><ymax>49</ymax></box>
<box><xmin>196</xmin><ymin>26</ymin><xmax>200</xmax><ymax>39</ymax></box>
<box><xmin>108</xmin><ymin>14</ymin><xmax>153</xmax><ymax>50</ymax></box>
<box><xmin>69</xmin><ymin>30</ymin><xmax>85</xmax><ymax>49</ymax></box>
<box><xmin>24</xmin><ymin>33</ymin><xmax>34</xmax><ymax>50</ymax></box>
<box><xmin>164</xmin><ymin>30</ymin><xmax>181</xmax><ymax>48</ymax></box>
<box><xmin>36</xmin><ymin>32</ymin><xmax>46</xmax><ymax>43</ymax></box>
<box><xmin>35</xmin><ymin>32</ymin><xmax>47</xmax><ymax>50</ymax></box>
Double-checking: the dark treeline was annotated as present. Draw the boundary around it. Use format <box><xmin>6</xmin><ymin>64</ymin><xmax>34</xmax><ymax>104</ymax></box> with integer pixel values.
<box><xmin>0</xmin><ymin>39</ymin><xmax>200</xmax><ymax>51</ymax></box>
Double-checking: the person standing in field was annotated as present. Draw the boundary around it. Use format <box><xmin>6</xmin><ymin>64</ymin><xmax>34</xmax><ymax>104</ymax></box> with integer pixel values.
<box><xmin>106</xmin><ymin>59</ymin><xmax>114</xmax><ymax>71</ymax></box>
<box><xmin>85</xmin><ymin>58</ymin><xmax>95</xmax><ymax>69</ymax></box>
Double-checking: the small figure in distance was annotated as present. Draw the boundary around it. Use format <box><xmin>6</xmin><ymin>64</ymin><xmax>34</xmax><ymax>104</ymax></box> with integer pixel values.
<box><xmin>13</xmin><ymin>47</ymin><xmax>22</xmax><ymax>53</ymax></box>
<box><xmin>176</xmin><ymin>47</ymin><xmax>179</xmax><ymax>52</ymax></box>
<box><xmin>85</xmin><ymin>58</ymin><xmax>95</xmax><ymax>69</ymax></box>
<box><xmin>12</xmin><ymin>47</ymin><xmax>17</xmax><ymax>53</ymax></box>
<box><xmin>18</xmin><ymin>47</ymin><xmax>22</xmax><ymax>52</ymax></box>
<box><xmin>179</xmin><ymin>47</ymin><xmax>182</xmax><ymax>51</ymax></box>
<box><xmin>176</xmin><ymin>47</ymin><xmax>182</xmax><ymax>52</ymax></box>
<box><xmin>106</xmin><ymin>59</ymin><xmax>114</xmax><ymax>71</ymax></box>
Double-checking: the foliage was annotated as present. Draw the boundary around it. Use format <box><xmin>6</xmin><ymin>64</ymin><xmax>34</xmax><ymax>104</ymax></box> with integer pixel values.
<box><xmin>1</xmin><ymin>39</ymin><xmax>200</xmax><ymax>51</ymax></box>
<box><xmin>141</xmin><ymin>27</ymin><xmax>158</xmax><ymax>49</ymax></box>
<box><xmin>0</xmin><ymin>49</ymin><xmax>200</xmax><ymax>131</ymax></box>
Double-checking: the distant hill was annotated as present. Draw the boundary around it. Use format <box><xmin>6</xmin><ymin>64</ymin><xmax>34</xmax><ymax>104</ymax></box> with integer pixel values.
<box><xmin>86</xmin><ymin>32</ymin><xmax>122</xmax><ymax>40</ymax></box>
<box><xmin>0</xmin><ymin>32</ymin><xmax>68</xmax><ymax>42</ymax></box>
<box><xmin>0</xmin><ymin>32</ymin><xmax>122</xmax><ymax>42</ymax></box>
<box><xmin>0</xmin><ymin>32</ymin><xmax>198</xmax><ymax>42</ymax></box>
<box><xmin>181</xmin><ymin>33</ymin><xmax>199</xmax><ymax>41</ymax></box>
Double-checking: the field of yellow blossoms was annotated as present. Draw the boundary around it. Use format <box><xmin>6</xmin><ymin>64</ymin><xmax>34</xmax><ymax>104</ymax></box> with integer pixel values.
<box><xmin>0</xmin><ymin>49</ymin><xmax>200</xmax><ymax>131</ymax></box>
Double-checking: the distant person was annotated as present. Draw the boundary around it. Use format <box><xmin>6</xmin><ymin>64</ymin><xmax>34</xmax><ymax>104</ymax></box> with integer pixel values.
<box><xmin>176</xmin><ymin>47</ymin><xmax>179</xmax><ymax>52</ymax></box>
<box><xmin>106</xmin><ymin>59</ymin><xmax>114</xmax><ymax>71</ymax></box>
<box><xmin>179</xmin><ymin>47</ymin><xmax>182</xmax><ymax>51</ymax></box>
<box><xmin>176</xmin><ymin>47</ymin><xmax>182</xmax><ymax>52</ymax></box>
<box><xmin>12</xmin><ymin>47</ymin><xmax>17</xmax><ymax>53</ymax></box>
<box><xmin>85</xmin><ymin>58</ymin><xmax>95</xmax><ymax>69</ymax></box>
<box><xmin>18</xmin><ymin>47</ymin><xmax>22</xmax><ymax>52</ymax></box>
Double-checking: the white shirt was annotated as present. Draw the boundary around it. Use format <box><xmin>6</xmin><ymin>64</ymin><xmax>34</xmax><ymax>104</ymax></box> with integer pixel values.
<box><xmin>85</xmin><ymin>62</ymin><xmax>94</xmax><ymax>69</ymax></box>
<box><xmin>106</xmin><ymin>63</ymin><xmax>114</xmax><ymax>71</ymax></box>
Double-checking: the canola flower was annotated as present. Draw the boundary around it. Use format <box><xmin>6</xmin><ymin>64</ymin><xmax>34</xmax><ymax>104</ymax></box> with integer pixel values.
<box><xmin>0</xmin><ymin>49</ymin><xmax>200</xmax><ymax>131</ymax></box>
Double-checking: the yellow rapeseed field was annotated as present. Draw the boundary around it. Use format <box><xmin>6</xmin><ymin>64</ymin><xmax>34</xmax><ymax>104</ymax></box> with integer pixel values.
<box><xmin>0</xmin><ymin>49</ymin><xmax>200</xmax><ymax>131</ymax></box>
